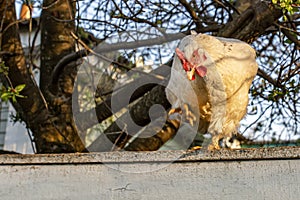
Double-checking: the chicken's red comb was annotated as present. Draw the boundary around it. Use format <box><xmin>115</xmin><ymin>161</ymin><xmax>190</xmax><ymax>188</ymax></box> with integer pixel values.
<box><xmin>175</xmin><ymin>48</ymin><xmax>191</xmax><ymax>72</ymax></box>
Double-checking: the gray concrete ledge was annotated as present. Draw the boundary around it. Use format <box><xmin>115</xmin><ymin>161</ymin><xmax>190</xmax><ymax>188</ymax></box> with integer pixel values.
<box><xmin>0</xmin><ymin>147</ymin><xmax>299</xmax><ymax>200</ymax></box>
<box><xmin>0</xmin><ymin>146</ymin><xmax>300</xmax><ymax>164</ymax></box>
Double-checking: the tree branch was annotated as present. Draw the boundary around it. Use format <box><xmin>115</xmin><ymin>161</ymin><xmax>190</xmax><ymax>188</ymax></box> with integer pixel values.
<box><xmin>124</xmin><ymin>119</ymin><xmax>180</xmax><ymax>151</ymax></box>
<box><xmin>257</xmin><ymin>68</ymin><xmax>280</xmax><ymax>87</ymax></box>
<box><xmin>178</xmin><ymin>0</ymin><xmax>202</xmax><ymax>30</ymax></box>
<box><xmin>75</xmin><ymin>64</ymin><xmax>171</xmax><ymax>132</ymax></box>
<box><xmin>87</xmin><ymin>84</ymin><xmax>171</xmax><ymax>152</ymax></box>
<box><xmin>49</xmin><ymin>25</ymin><xmax>223</xmax><ymax>93</ymax></box>
<box><xmin>218</xmin><ymin>1</ymin><xmax>282</xmax><ymax>42</ymax></box>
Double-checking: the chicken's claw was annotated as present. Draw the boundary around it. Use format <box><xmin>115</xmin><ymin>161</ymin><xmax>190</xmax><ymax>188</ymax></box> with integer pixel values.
<box><xmin>182</xmin><ymin>104</ymin><xmax>196</xmax><ymax>126</ymax></box>
<box><xmin>168</xmin><ymin>104</ymin><xmax>196</xmax><ymax>126</ymax></box>
<box><xmin>208</xmin><ymin>135</ymin><xmax>221</xmax><ymax>150</ymax></box>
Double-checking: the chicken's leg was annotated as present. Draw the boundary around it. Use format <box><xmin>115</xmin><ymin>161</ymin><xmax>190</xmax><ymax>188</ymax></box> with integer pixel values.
<box><xmin>168</xmin><ymin>104</ymin><xmax>196</xmax><ymax>126</ymax></box>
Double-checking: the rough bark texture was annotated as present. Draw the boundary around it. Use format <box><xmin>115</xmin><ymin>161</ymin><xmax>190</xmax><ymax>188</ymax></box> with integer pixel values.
<box><xmin>0</xmin><ymin>0</ymin><xmax>85</xmax><ymax>153</ymax></box>
<box><xmin>218</xmin><ymin>1</ymin><xmax>282</xmax><ymax>41</ymax></box>
<box><xmin>88</xmin><ymin>84</ymin><xmax>171</xmax><ymax>152</ymax></box>
<box><xmin>38</xmin><ymin>0</ymin><xmax>86</xmax><ymax>152</ymax></box>
<box><xmin>78</xmin><ymin>63</ymin><xmax>171</xmax><ymax>130</ymax></box>
<box><xmin>124</xmin><ymin>119</ymin><xmax>180</xmax><ymax>151</ymax></box>
<box><xmin>0</xmin><ymin>1</ymin><xmax>51</xmax><ymax>152</ymax></box>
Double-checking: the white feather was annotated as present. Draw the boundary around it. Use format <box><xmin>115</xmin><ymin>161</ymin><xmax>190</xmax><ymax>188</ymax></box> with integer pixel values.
<box><xmin>165</xmin><ymin>33</ymin><xmax>258</xmax><ymax>149</ymax></box>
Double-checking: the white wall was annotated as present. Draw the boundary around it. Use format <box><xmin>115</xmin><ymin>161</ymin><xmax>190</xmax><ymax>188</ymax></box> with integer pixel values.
<box><xmin>0</xmin><ymin>148</ymin><xmax>299</xmax><ymax>199</ymax></box>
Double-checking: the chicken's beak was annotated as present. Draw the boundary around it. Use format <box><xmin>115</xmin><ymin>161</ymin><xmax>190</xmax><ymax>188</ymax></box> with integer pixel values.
<box><xmin>186</xmin><ymin>68</ymin><xmax>195</xmax><ymax>80</ymax></box>
<box><xmin>175</xmin><ymin>48</ymin><xmax>206</xmax><ymax>80</ymax></box>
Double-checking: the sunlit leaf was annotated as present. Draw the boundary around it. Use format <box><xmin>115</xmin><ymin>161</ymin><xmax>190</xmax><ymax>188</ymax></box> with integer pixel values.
<box><xmin>15</xmin><ymin>84</ymin><xmax>26</xmax><ymax>92</ymax></box>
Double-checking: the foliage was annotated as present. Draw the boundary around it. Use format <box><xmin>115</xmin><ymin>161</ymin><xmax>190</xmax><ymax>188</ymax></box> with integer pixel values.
<box><xmin>0</xmin><ymin>61</ymin><xmax>26</xmax><ymax>102</ymax></box>
<box><xmin>272</xmin><ymin>0</ymin><xmax>300</xmax><ymax>20</ymax></box>
<box><xmin>1</xmin><ymin>84</ymin><xmax>26</xmax><ymax>102</ymax></box>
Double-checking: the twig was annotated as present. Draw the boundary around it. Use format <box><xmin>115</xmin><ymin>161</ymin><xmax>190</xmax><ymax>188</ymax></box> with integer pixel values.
<box><xmin>41</xmin><ymin>0</ymin><xmax>61</xmax><ymax>10</ymax></box>
<box><xmin>257</xmin><ymin>68</ymin><xmax>282</xmax><ymax>88</ymax></box>
<box><xmin>242</xmin><ymin>104</ymin><xmax>273</xmax><ymax>134</ymax></box>
<box><xmin>178</xmin><ymin>0</ymin><xmax>202</xmax><ymax>29</ymax></box>
<box><xmin>50</xmin><ymin>30</ymin><xmax>186</xmax><ymax>92</ymax></box>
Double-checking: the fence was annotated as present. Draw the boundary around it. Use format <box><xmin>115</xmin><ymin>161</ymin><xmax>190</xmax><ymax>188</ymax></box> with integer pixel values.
<box><xmin>0</xmin><ymin>102</ymin><xmax>9</xmax><ymax>150</ymax></box>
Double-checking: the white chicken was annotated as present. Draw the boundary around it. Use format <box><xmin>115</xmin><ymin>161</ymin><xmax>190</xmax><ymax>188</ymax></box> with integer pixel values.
<box><xmin>165</xmin><ymin>33</ymin><xmax>258</xmax><ymax>150</ymax></box>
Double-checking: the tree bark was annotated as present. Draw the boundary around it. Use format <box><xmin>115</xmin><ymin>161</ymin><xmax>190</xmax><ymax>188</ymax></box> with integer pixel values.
<box><xmin>38</xmin><ymin>0</ymin><xmax>86</xmax><ymax>152</ymax></box>
<box><xmin>0</xmin><ymin>0</ymin><xmax>85</xmax><ymax>153</ymax></box>
<box><xmin>218</xmin><ymin>1</ymin><xmax>282</xmax><ymax>41</ymax></box>
<box><xmin>88</xmin><ymin>84</ymin><xmax>171</xmax><ymax>151</ymax></box>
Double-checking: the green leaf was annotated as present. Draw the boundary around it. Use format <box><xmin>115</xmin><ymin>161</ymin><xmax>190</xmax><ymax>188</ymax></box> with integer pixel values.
<box><xmin>12</xmin><ymin>95</ymin><xmax>16</xmax><ymax>103</ymax></box>
<box><xmin>0</xmin><ymin>61</ymin><xmax>9</xmax><ymax>75</ymax></box>
<box><xmin>15</xmin><ymin>84</ymin><xmax>26</xmax><ymax>92</ymax></box>
<box><xmin>1</xmin><ymin>92</ymin><xmax>11</xmax><ymax>102</ymax></box>
<box><xmin>284</xmin><ymin>39</ymin><xmax>292</xmax><ymax>44</ymax></box>
<box><xmin>15</xmin><ymin>94</ymin><xmax>26</xmax><ymax>98</ymax></box>
<box><xmin>1</xmin><ymin>92</ymin><xmax>11</xmax><ymax>99</ymax></box>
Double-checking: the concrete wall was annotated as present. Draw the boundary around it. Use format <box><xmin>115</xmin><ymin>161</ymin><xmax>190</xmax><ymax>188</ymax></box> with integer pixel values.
<box><xmin>0</xmin><ymin>147</ymin><xmax>299</xmax><ymax>199</ymax></box>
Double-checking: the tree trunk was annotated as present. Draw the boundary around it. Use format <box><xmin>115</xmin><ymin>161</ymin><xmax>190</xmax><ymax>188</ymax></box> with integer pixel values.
<box><xmin>38</xmin><ymin>0</ymin><xmax>86</xmax><ymax>152</ymax></box>
<box><xmin>0</xmin><ymin>0</ymin><xmax>85</xmax><ymax>153</ymax></box>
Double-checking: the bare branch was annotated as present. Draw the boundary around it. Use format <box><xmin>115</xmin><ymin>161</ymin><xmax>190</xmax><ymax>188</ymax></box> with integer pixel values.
<box><xmin>257</xmin><ymin>68</ymin><xmax>281</xmax><ymax>88</ymax></box>
<box><xmin>178</xmin><ymin>0</ymin><xmax>202</xmax><ymax>29</ymax></box>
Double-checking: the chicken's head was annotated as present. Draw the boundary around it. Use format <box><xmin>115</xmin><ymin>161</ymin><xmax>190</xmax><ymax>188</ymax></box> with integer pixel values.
<box><xmin>175</xmin><ymin>48</ymin><xmax>207</xmax><ymax>80</ymax></box>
